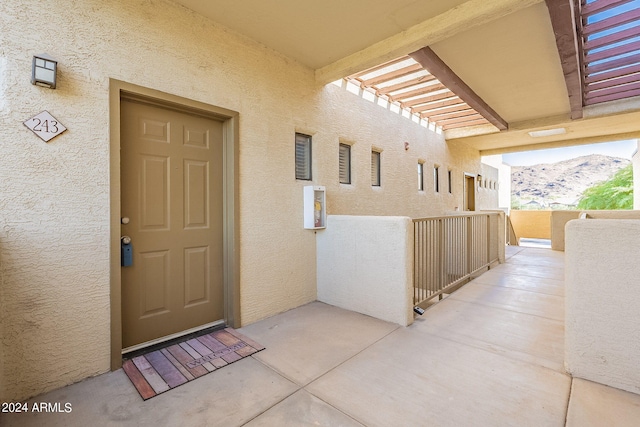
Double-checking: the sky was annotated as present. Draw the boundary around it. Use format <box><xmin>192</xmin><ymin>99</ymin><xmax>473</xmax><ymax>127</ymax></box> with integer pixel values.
<box><xmin>502</xmin><ymin>139</ymin><xmax>638</xmax><ymax>166</ymax></box>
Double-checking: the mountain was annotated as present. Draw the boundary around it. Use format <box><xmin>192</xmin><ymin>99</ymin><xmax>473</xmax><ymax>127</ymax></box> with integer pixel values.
<box><xmin>510</xmin><ymin>154</ymin><xmax>630</xmax><ymax>208</ymax></box>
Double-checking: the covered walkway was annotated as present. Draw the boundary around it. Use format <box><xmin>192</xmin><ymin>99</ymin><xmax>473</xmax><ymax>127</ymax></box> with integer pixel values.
<box><xmin>4</xmin><ymin>247</ymin><xmax>640</xmax><ymax>426</ymax></box>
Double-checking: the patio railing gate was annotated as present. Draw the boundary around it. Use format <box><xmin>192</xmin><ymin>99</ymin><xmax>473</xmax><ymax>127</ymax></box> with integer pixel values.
<box><xmin>413</xmin><ymin>212</ymin><xmax>500</xmax><ymax>307</ymax></box>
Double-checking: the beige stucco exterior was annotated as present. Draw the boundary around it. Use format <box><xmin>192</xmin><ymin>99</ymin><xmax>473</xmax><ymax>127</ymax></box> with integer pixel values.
<box><xmin>317</xmin><ymin>216</ymin><xmax>414</xmax><ymax>327</ymax></box>
<box><xmin>482</xmin><ymin>155</ymin><xmax>511</xmax><ymax>209</ymax></box>
<box><xmin>551</xmin><ymin>210</ymin><xmax>640</xmax><ymax>251</ymax></box>
<box><xmin>509</xmin><ymin>210</ymin><xmax>552</xmax><ymax>240</ymax></box>
<box><xmin>0</xmin><ymin>0</ymin><xmax>496</xmax><ymax>401</ymax></box>
<box><xmin>565</xmin><ymin>219</ymin><xmax>640</xmax><ymax>395</ymax></box>
<box><xmin>633</xmin><ymin>145</ymin><xmax>640</xmax><ymax>210</ymax></box>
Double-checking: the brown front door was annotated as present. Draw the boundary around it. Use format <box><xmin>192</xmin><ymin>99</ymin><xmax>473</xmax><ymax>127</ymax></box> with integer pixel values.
<box><xmin>464</xmin><ymin>174</ymin><xmax>476</xmax><ymax>211</ymax></box>
<box><xmin>120</xmin><ymin>99</ymin><xmax>224</xmax><ymax>349</ymax></box>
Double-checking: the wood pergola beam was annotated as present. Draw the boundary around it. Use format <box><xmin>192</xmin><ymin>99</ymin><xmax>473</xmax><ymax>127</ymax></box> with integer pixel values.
<box><xmin>360</xmin><ymin>63</ymin><xmax>423</xmax><ymax>87</ymax></box>
<box><xmin>587</xmin><ymin>72</ymin><xmax>640</xmax><ymax>92</ymax></box>
<box><xmin>378</xmin><ymin>74</ymin><xmax>436</xmax><ymax>94</ymax></box>
<box><xmin>409</xmin><ymin>47</ymin><xmax>508</xmax><ymax>131</ymax></box>
<box><xmin>583</xmin><ymin>7</ymin><xmax>640</xmax><ymax>35</ymax></box>
<box><xmin>411</xmin><ymin>98</ymin><xmax>464</xmax><ymax>114</ymax></box>
<box><xmin>586</xmin><ymin>86</ymin><xmax>640</xmax><ymax>105</ymax></box>
<box><xmin>581</xmin><ymin>0</ymin><xmax>635</xmax><ymax>17</ymax></box>
<box><xmin>584</xmin><ymin>25</ymin><xmax>639</xmax><ymax>51</ymax></box>
<box><xmin>585</xmin><ymin>63</ymin><xmax>640</xmax><ymax>84</ymax></box>
<box><xmin>545</xmin><ymin>0</ymin><xmax>584</xmax><ymax>119</ymax></box>
<box><xmin>586</xmin><ymin>39</ymin><xmax>640</xmax><ymax>63</ymax></box>
<box><xmin>586</xmin><ymin>52</ymin><xmax>640</xmax><ymax>75</ymax></box>
<box><xmin>418</xmin><ymin>102</ymin><xmax>470</xmax><ymax>117</ymax></box>
<box><xmin>390</xmin><ymin>83</ymin><xmax>447</xmax><ymax>103</ymax></box>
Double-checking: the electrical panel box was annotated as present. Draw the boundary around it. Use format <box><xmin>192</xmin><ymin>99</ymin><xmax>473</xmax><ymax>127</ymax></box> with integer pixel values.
<box><xmin>303</xmin><ymin>186</ymin><xmax>326</xmax><ymax>229</ymax></box>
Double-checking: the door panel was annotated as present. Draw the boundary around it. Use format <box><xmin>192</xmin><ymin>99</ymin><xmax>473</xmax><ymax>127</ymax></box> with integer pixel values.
<box><xmin>184</xmin><ymin>246</ymin><xmax>210</xmax><ymax>307</ymax></box>
<box><xmin>139</xmin><ymin>250</ymin><xmax>170</xmax><ymax>317</ymax></box>
<box><xmin>184</xmin><ymin>160</ymin><xmax>209</xmax><ymax>229</ymax></box>
<box><xmin>141</xmin><ymin>156</ymin><xmax>170</xmax><ymax>229</ymax></box>
<box><xmin>121</xmin><ymin>99</ymin><xmax>224</xmax><ymax>349</ymax></box>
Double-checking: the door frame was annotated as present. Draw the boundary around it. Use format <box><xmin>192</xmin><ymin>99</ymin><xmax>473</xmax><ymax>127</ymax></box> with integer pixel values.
<box><xmin>108</xmin><ymin>79</ymin><xmax>240</xmax><ymax>370</ymax></box>
<box><xmin>464</xmin><ymin>173</ymin><xmax>476</xmax><ymax>211</ymax></box>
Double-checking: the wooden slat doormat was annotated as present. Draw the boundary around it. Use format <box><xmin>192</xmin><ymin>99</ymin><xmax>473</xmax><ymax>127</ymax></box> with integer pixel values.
<box><xmin>122</xmin><ymin>328</ymin><xmax>265</xmax><ymax>400</ymax></box>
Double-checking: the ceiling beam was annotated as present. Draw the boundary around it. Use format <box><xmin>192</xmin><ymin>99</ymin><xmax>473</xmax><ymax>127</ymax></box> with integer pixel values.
<box><xmin>478</xmin><ymin>131</ymin><xmax>640</xmax><ymax>156</ymax></box>
<box><xmin>409</xmin><ymin>47</ymin><xmax>508</xmax><ymax>130</ymax></box>
<box><xmin>545</xmin><ymin>0</ymin><xmax>584</xmax><ymax>120</ymax></box>
<box><xmin>446</xmin><ymin>104</ymin><xmax>640</xmax><ymax>152</ymax></box>
<box><xmin>315</xmin><ymin>0</ymin><xmax>545</xmax><ymax>85</ymax></box>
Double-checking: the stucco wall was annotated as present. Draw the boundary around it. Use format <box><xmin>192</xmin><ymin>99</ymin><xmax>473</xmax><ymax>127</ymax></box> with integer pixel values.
<box><xmin>509</xmin><ymin>210</ymin><xmax>552</xmax><ymax>240</ymax></box>
<box><xmin>477</xmin><ymin>163</ymin><xmax>500</xmax><ymax>210</ymax></box>
<box><xmin>317</xmin><ymin>216</ymin><xmax>413</xmax><ymax>327</ymax></box>
<box><xmin>565</xmin><ymin>219</ymin><xmax>640</xmax><ymax>395</ymax></box>
<box><xmin>551</xmin><ymin>210</ymin><xmax>640</xmax><ymax>251</ymax></box>
<box><xmin>481</xmin><ymin>155</ymin><xmax>511</xmax><ymax>209</ymax></box>
<box><xmin>0</xmin><ymin>0</ymin><xmax>489</xmax><ymax>400</ymax></box>
<box><xmin>633</xmin><ymin>146</ymin><xmax>640</xmax><ymax>210</ymax></box>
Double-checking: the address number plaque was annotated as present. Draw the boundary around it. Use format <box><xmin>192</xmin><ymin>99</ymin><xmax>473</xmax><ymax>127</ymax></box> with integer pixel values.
<box><xmin>24</xmin><ymin>110</ymin><xmax>67</xmax><ymax>143</ymax></box>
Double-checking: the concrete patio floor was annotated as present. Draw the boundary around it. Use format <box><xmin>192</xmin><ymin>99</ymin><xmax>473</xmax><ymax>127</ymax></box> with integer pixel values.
<box><xmin>4</xmin><ymin>247</ymin><xmax>640</xmax><ymax>426</ymax></box>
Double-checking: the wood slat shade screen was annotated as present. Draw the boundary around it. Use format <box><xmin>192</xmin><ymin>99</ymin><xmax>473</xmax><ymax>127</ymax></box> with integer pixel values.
<box><xmin>345</xmin><ymin>56</ymin><xmax>495</xmax><ymax>131</ymax></box>
<box><xmin>579</xmin><ymin>0</ymin><xmax>640</xmax><ymax>105</ymax></box>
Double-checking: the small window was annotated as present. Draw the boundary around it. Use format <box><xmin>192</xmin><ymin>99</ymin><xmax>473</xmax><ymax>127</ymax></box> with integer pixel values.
<box><xmin>477</xmin><ymin>174</ymin><xmax>482</xmax><ymax>190</ymax></box>
<box><xmin>339</xmin><ymin>143</ymin><xmax>351</xmax><ymax>184</ymax></box>
<box><xmin>418</xmin><ymin>162</ymin><xmax>424</xmax><ymax>191</ymax></box>
<box><xmin>295</xmin><ymin>133</ymin><xmax>312</xmax><ymax>180</ymax></box>
<box><xmin>371</xmin><ymin>150</ymin><xmax>381</xmax><ymax>186</ymax></box>
<box><xmin>448</xmin><ymin>170</ymin><xmax>452</xmax><ymax>194</ymax></box>
<box><xmin>434</xmin><ymin>166</ymin><xmax>440</xmax><ymax>193</ymax></box>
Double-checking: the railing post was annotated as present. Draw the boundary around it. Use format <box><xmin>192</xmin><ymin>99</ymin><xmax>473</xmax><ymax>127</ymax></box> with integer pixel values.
<box><xmin>466</xmin><ymin>215</ymin><xmax>472</xmax><ymax>280</ymax></box>
<box><xmin>439</xmin><ymin>218</ymin><xmax>445</xmax><ymax>298</ymax></box>
<box><xmin>486</xmin><ymin>214</ymin><xmax>491</xmax><ymax>267</ymax></box>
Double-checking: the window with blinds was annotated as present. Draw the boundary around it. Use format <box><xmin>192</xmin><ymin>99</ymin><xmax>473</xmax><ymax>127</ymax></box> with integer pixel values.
<box><xmin>339</xmin><ymin>143</ymin><xmax>351</xmax><ymax>184</ymax></box>
<box><xmin>295</xmin><ymin>133</ymin><xmax>312</xmax><ymax>180</ymax></box>
<box><xmin>371</xmin><ymin>150</ymin><xmax>381</xmax><ymax>187</ymax></box>
<box><xmin>418</xmin><ymin>162</ymin><xmax>424</xmax><ymax>191</ymax></box>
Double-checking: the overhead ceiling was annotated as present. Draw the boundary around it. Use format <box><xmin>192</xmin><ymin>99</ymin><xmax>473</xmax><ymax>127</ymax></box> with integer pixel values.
<box><xmin>172</xmin><ymin>0</ymin><xmax>640</xmax><ymax>153</ymax></box>
<box><xmin>172</xmin><ymin>0</ymin><xmax>470</xmax><ymax>70</ymax></box>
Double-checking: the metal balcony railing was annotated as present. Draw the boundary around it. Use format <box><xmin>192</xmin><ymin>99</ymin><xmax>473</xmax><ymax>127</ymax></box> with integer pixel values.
<box><xmin>413</xmin><ymin>212</ymin><xmax>500</xmax><ymax>306</ymax></box>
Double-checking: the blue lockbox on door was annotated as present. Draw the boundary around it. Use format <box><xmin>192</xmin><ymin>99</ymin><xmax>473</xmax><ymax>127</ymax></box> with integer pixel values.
<box><xmin>121</xmin><ymin>239</ymin><xmax>133</xmax><ymax>267</ymax></box>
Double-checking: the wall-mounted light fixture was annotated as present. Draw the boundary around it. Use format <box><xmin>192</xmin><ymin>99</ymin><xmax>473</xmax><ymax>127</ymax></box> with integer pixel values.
<box><xmin>528</xmin><ymin>128</ymin><xmax>566</xmax><ymax>138</ymax></box>
<box><xmin>31</xmin><ymin>53</ymin><xmax>57</xmax><ymax>89</ymax></box>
